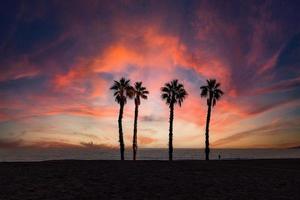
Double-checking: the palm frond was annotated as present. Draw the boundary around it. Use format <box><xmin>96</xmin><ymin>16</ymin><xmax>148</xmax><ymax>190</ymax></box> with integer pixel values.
<box><xmin>200</xmin><ymin>86</ymin><xmax>208</xmax><ymax>97</ymax></box>
<box><xmin>141</xmin><ymin>94</ymin><xmax>148</xmax><ymax>99</ymax></box>
<box><xmin>161</xmin><ymin>87</ymin><xmax>170</xmax><ymax>93</ymax></box>
<box><xmin>215</xmin><ymin>88</ymin><xmax>224</xmax><ymax>95</ymax></box>
<box><xmin>110</xmin><ymin>77</ymin><xmax>132</xmax><ymax>105</ymax></box>
<box><xmin>142</xmin><ymin>90</ymin><xmax>149</xmax><ymax>95</ymax></box>
<box><xmin>201</xmin><ymin>79</ymin><xmax>224</xmax><ymax>106</ymax></box>
<box><xmin>133</xmin><ymin>81</ymin><xmax>149</xmax><ymax>103</ymax></box>
<box><xmin>161</xmin><ymin>93</ymin><xmax>170</xmax><ymax>100</ymax></box>
<box><xmin>161</xmin><ymin>80</ymin><xmax>187</xmax><ymax>107</ymax></box>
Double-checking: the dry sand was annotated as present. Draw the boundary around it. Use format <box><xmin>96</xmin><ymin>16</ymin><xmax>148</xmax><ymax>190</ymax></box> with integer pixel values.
<box><xmin>0</xmin><ymin>159</ymin><xmax>299</xmax><ymax>200</ymax></box>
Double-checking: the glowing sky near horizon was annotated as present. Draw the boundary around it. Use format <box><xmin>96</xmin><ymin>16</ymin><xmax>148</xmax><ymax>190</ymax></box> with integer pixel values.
<box><xmin>0</xmin><ymin>0</ymin><xmax>300</xmax><ymax>149</ymax></box>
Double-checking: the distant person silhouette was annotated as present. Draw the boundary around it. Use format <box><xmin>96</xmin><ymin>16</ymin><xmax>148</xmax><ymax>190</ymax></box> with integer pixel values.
<box><xmin>218</xmin><ymin>154</ymin><xmax>221</xmax><ymax>160</ymax></box>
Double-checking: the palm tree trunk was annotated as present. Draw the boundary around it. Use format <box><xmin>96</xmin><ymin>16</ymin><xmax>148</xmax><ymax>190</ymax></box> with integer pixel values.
<box><xmin>133</xmin><ymin>102</ymin><xmax>139</xmax><ymax>160</ymax></box>
<box><xmin>118</xmin><ymin>102</ymin><xmax>125</xmax><ymax>160</ymax></box>
<box><xmin>169</xmin><ymin>103</ymin><xmax>174</xmax><ymax>161</ymax></box>
<box><xmin>205</xmin><ymin>99</ymin><xmax>212</xmax><ymax>161</ymax></box>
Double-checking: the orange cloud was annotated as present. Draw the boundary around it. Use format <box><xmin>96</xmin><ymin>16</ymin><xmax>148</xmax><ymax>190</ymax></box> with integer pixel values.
<box><xmin>1</xmin><ymin>0</ymin><xmax>298</xmax><ymax>150</ymax></box>
<box><xmin>212</xmin><ymin>118</ymin><xmax>300</xmax><ymax>148</ymax></box>
<box><xmin>138</xmin><ymin>135</ymin><xmax>158</xmax><ymax>145</ymax></box>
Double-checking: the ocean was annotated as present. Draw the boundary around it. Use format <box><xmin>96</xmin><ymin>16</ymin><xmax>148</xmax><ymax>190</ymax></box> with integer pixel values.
<box><xmin>1</xmin><ymin>148</ymin><xmax>300</xmax><ymax>161</ymax></box>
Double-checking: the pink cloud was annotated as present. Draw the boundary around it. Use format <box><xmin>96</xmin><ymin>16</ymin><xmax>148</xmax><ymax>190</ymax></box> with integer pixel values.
<box><xmin>1</xmin><ymin>0</ymin><xmax>299</xmax><ymax>149</ymax></box>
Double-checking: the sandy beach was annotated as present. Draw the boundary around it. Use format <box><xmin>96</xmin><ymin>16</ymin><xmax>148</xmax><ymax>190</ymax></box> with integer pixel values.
<box><xmin>0</xmin><ymin>159</ymin><xmax>299</xmax><ymax>199</ymax></box>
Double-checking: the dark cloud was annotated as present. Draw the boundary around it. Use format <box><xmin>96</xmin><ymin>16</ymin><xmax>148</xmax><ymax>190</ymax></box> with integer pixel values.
<box><xmin>80</xmin><ymin>141</ymin><xmax>114</xmax><ymax>149</ymax></box>
<box><xmin>0</xmin><ymin>138</ymin><xmax>23</xmax><ymax>148</ymax></box>
<box><xmin>0</xmin><ymin>138</ymin><xmax>113</xmax><ymax>149</ymax></box>
<box><xmin>141</xmin><ymin>115</ymin><xmax>165</xmax><ymax>122</ymax></box>
<box><xmin>72</xmin><ymin>132</ymin><xmax>100</xmax><ymax>140</ymax></box>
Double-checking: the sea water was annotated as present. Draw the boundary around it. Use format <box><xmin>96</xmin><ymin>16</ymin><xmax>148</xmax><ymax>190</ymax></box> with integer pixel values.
<box><xmin>0</xmin><ymin>148</ymin><xmax>300</xmax><ymax>161</ymax></box>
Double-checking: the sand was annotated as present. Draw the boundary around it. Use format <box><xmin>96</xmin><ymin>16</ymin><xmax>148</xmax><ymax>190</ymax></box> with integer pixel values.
<box><xmin>0</xmin><ymin>159</ymin><xmax>299</xmax><ymax>200</ymax></box>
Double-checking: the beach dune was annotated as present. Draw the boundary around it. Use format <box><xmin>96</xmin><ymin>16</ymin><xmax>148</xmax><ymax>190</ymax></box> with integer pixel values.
<box><xmin>0</xmin><ymin>159</ymin><xmax>299</xmax><ymax>199</ymax></box>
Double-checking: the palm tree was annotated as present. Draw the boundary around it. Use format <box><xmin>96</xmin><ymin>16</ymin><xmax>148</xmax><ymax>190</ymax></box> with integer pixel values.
<box><xmin>132</xmin><ymin>82</ymin><xmax>149</xmax><ymax>160</ymax></box>
<box><xmin>110</xmin><ymin>77</ymin><xmax>134</xmax><ymax>160</ymax></box>
<box><xmin>161</xmin><ymin>79</ymin><xmax>188</xmax><ymax>161</ymax></box>
<box><xmin>200</xmin><ymin>79</ymin><xmax>224</xmax><ymax>160</ymax></box>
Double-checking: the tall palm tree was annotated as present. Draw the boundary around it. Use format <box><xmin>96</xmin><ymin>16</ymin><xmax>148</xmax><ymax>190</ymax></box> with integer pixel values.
<box><xmin>200</xmin><ymin>79</ymin><xmax>224</xmax><ymax>160</ymax></box>
<box><xmin>110</xmin><ymin>77</ymin><xmax>134</xmax><ymax>160</ymax></box>
<box><xmin>161</xmin><ymin>79</ymin><xmax>188</xmax><ymax>161</ymax></box>
<box><xmin>132</xmin><ymin>82</ymin><xmax>149</xmax><ymax>160</ymax></box>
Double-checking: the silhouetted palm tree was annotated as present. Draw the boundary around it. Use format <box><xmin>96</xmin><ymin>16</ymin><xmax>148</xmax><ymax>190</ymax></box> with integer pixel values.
<box><xmin>110</xmin><ymin>77</ymin><xmax>134</xmax><ymax>160</ymax></box>
<box><xmin>200</xmin><ymin>79</ymin><xmax>224</xmax><ymax>160</ymax></box>
<box><xmin>161</xmin><ymin>80</ymin><xmax>188</xmax><ymax>161</ymax></box>
<box><xmin>132</xmin><ymin>82</ymin><xmax>149</xmax><ymax>160</ymax></box>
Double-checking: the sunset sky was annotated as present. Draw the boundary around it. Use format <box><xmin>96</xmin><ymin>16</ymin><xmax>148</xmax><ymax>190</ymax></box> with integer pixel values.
<box><xmin>0</xmin><ymin>0</ymin><xmax>300</xmax><ymax>149</ymax></box>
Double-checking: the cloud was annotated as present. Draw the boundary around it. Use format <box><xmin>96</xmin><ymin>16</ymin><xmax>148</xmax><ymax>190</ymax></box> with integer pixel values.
<box><xmin>141</xmin><ymin>115</ymin><xmax>165</xmax><ymax>122</ymax></box>
<box><xmin>0</xmin><ymin>139</ymin><xmax>24</xmax><ymax>148</ymax></box>
<box><xmin>28</xmin><ymin>141</ymin><xmax>80</xmax><ymax>148</ymax></box>
<box><xmin>0</xmin><ymin>56</ymin><xmax>40</xmax><ymax>82</ymax></box>
<box><xmin>0</xmin><ymin>138</ymin><xmax>78</xmax><ymax>149</ymax></box>
<box><xmin>72</xmin><ymin>132</ymin><xmax>100</xmax><ymax>140</ymax></box>
<box><xmin>0</xmin><ymin>0</ymin><xmax>300</xmax><ymax>148</ymax></box>
<box><xmin>253</xmin><ymin>77</ymin><xmax>300</xmax><ymax>95</ymax></box>
<box><xmin>80</xmin><ymin>141</ymin><xmax>115</xmax><ymax>149</ymax></box>
<box><xmin>138</xmin><ymin>136</ymin><xmax>158</xmax><ymax>145</ymax></box>
<box><xmin>0</xmin><ymin>138</ymin><xmax>114</xmax><ymax>149</ymax></box>
<box><xmin>212</xmin><ymin>119</ymin><xmax>300</xmax><ymax>148</ymax></box>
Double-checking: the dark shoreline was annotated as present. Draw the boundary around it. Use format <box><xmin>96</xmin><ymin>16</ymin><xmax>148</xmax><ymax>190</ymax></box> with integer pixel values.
<box><xmin>1</xmin><ymin>159</ymin><xmax>300</xmax><ymax>200</ymax></box>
